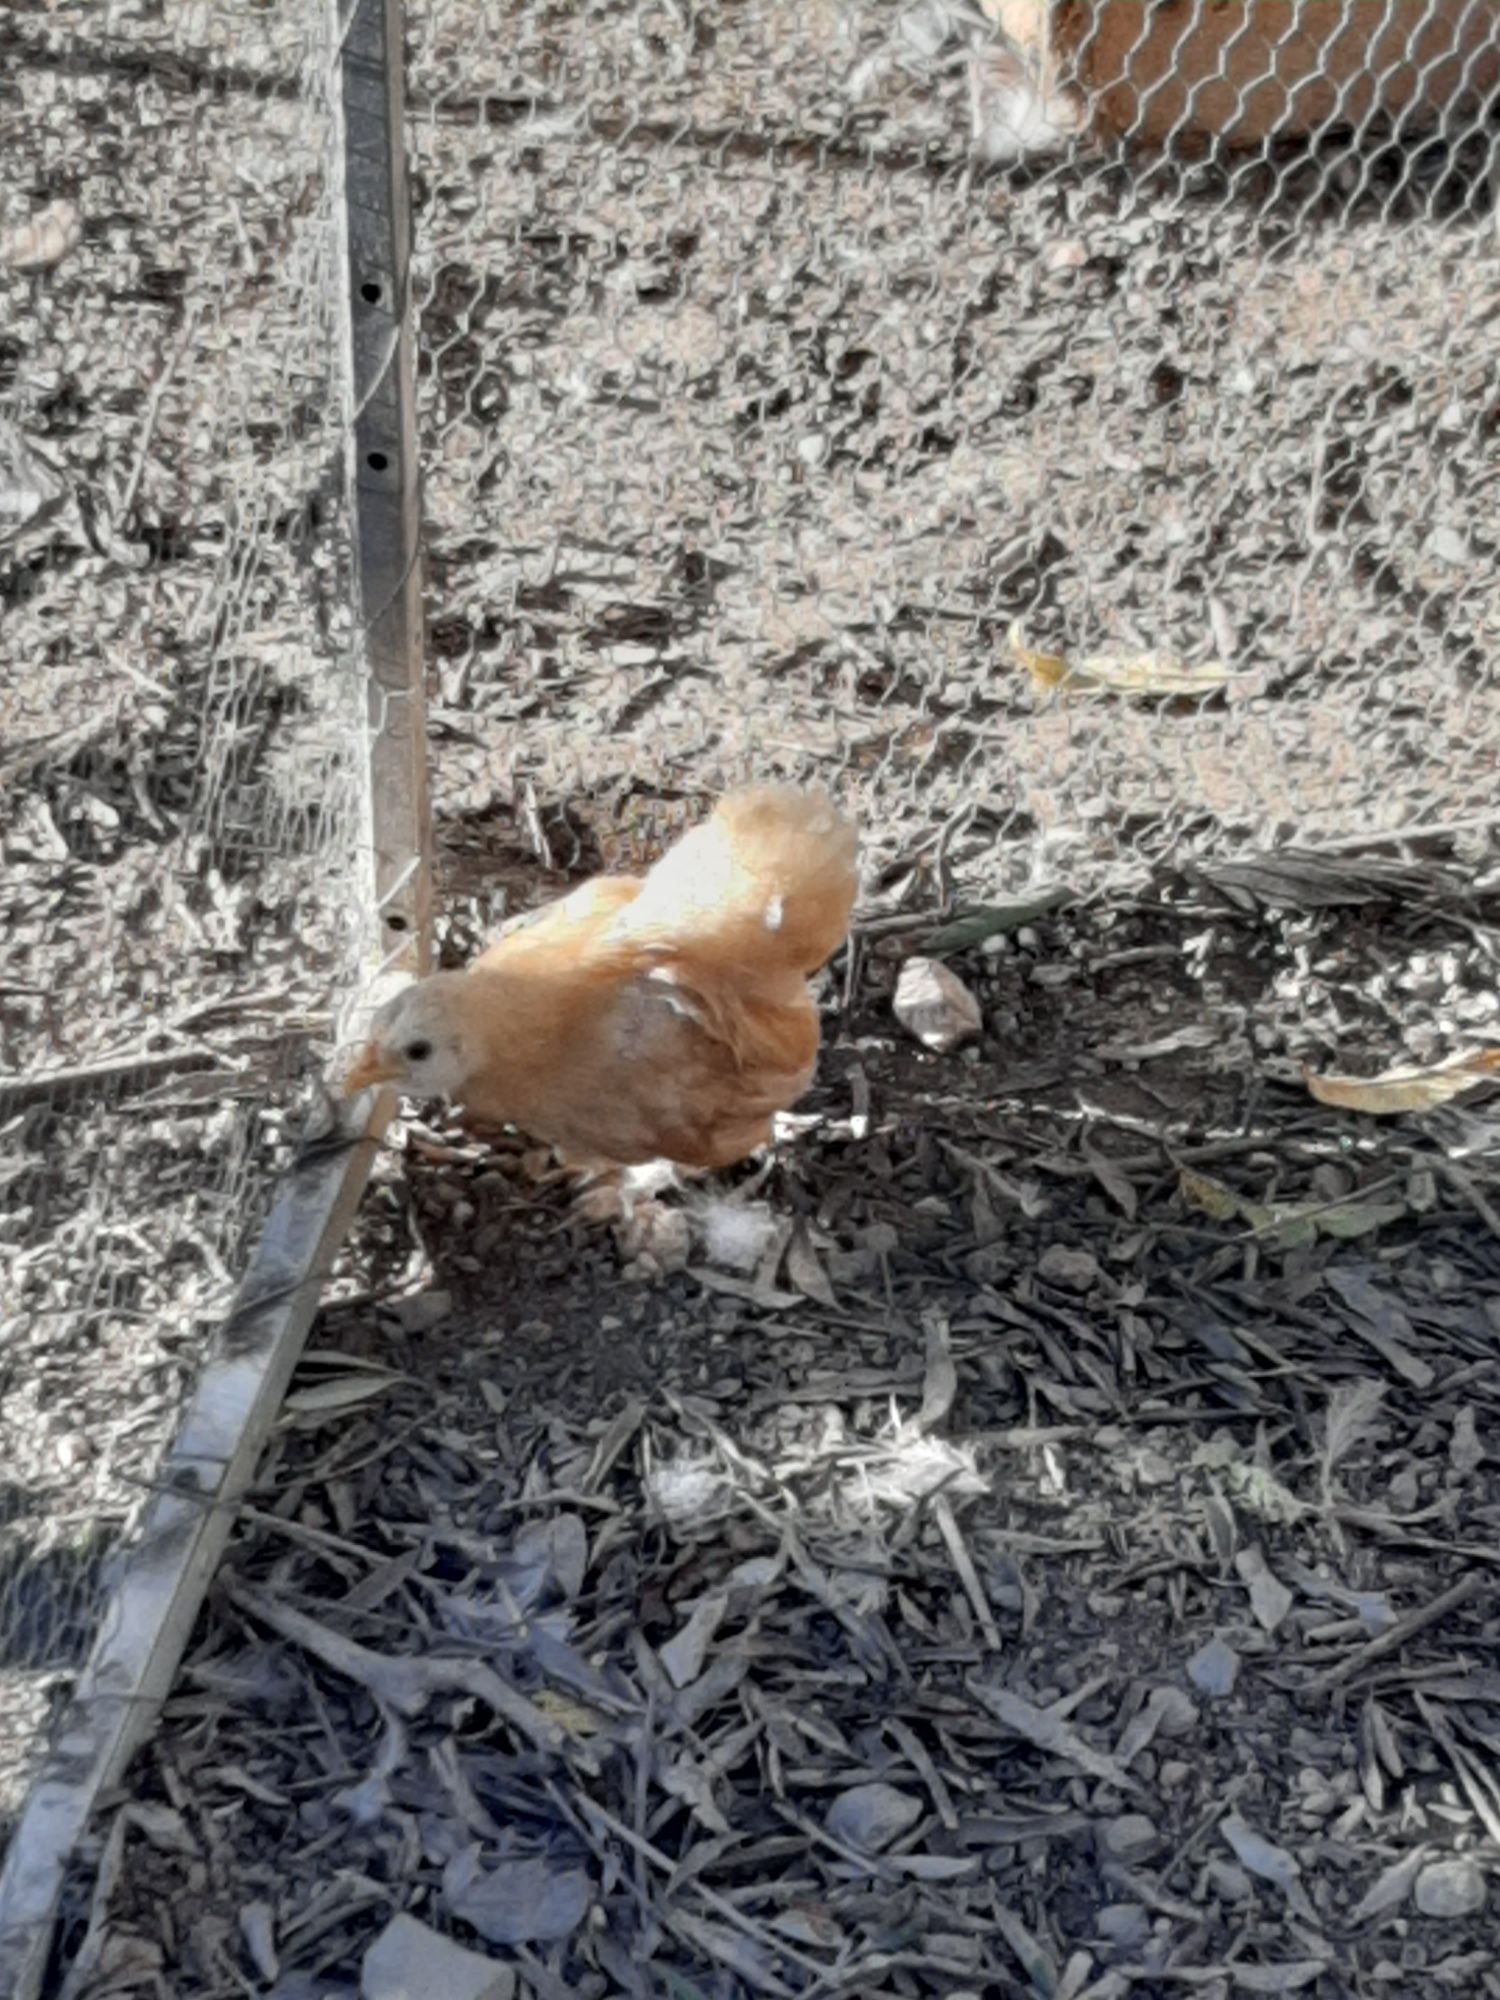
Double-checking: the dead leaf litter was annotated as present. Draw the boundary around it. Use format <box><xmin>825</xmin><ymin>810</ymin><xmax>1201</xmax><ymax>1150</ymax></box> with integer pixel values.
<box><xmin>93</xmin><ymin>879</ymin><xmax>1500</xmax><ymax>1998</ymax></box>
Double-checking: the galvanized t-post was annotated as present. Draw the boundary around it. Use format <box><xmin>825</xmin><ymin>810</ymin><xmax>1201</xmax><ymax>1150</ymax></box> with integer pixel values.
<box><xmin>0</xmin><ymin>9</ymin><xmax>431</xmax><ymax>1993</ymax></box>
<box><xmin>335</xmin><ymin>0</ymin><xmax>433</xmax><ymax>979</ymax></box>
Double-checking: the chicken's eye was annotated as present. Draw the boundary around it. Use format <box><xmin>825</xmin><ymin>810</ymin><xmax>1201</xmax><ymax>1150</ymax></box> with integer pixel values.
<box><xmin>405</xmin><ymin>1039</ymin><xmax>432</xmax><ymax>1063</ymax></box>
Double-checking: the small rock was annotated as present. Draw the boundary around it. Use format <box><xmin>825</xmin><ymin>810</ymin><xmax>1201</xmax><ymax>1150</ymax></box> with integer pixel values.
<box><xmin>1037</xmin><ymin>1243</ymin><xmax>1100</xmax><ymax>1292</ymax></box>
<box><xmin>895</xmin><ymin>0</ymin><xmax>952</xmax><ymax>58</ymax></box>
<box><xmin>1426</xmin><ymin>526</ymin><xmax>1469</xmax><ymax>566</ymax></box>
<box><xmin>238</xmin><ymin>1901</ymin><xmax>278</xmax><ymax>1983</ymax></box>
<box><xmin>1414</xmin><ymin>1857</ymin><xmax>1486</xmax><ymax>1918</ymax></box>
<box><xmin>1043</xmin><ymin>237</ymin><xmax>1089</xmax><ymax>271</ymax></box>
<box><xmin>893</xmin><ymin>956</ymin><xmax>983</xmax><ymax>1052</ymax></box>
<box><xmin>1207</xmin><ymin>1860</ymin><xmax>1254</xmax><ymax>1903</ymax></box>
<box><xmin>390</xmin><ymin>1289</ymin><xmax>452</xmax><ymax>1333</ymax></box>
<box><xmin>1098</xmin><ymin>1814</ymin><xmax>1159</xmax><ymax>1863</ymax></box>
<box><xmin>362</xmin><ymin>1912</ymin><xmax>514</xmax><ymax>2000</ymax></box>
<box><xmin>53</xmin><ymin>1431</ymin><xmax>92</xmax><ymax>1470</ymax></box>
<box><xmin>0</xmin><ymin>198</ymin><xmax>81</xmax><ymax>271</ymax></box>
<box><xmin>1188</xmin><ymin>1633</ymin><xmax>1241</xmax><ymax>1698</ymax></box>
<box><xmin>1152</xmin><ymin>1691</ymin><xmax>1200</xmax><ymax>1738</ymax></box>
<box><xmin>1133</xmin><ymin>1447</ymin><xmax>1176</xmax><ymax>1487</ymax></box>
<box><xmin>826</xmin><ymin>1782</ymin><xmax>923</xmax><ymax>1854</ymax></box>
<box><xmin>1096</xmin><ymin>1904</ymin><xmax>1149</xmax><ymax>1949</ymax></box>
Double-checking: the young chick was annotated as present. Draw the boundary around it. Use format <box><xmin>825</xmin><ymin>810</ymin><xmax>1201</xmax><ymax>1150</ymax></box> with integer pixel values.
<box><xmin>340</xmin><ymin>786</ymin><xmax>857</xmax><ymax>1171</ymax></box>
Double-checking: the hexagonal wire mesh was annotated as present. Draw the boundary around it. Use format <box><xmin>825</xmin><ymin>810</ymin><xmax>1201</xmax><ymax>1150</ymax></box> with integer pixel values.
<box><xmin>0</xmin><ymin>3</ymin><xmax>368</xmax><ymax>1834</ymax></box>
<box><xmin>407</xmin><ymin>0</ymin><xmax>1500</xmax><ymax>934</ymax></box>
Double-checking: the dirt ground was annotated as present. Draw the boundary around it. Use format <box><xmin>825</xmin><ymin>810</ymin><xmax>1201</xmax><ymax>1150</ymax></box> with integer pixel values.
<box><xmin>9</xmin><ymin>1</ymin><xmax>1500</xmax><ymax>1996</ymax></box>
<box><xmin>70</xmin><ymin>854</ymin><xmax>1500</xmax><ymax>2000</ymax></box>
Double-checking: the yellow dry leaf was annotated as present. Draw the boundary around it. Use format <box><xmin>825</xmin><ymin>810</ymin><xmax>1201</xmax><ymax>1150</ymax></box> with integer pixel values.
<box><xmin>1179</xmin><ymin>1166</ymin><xmax>1395</xmax><ymax>1248</ymax></box>
<box><xmin>1304</xmin><ymin>1047</ymin><xmax>1500</xmax><ymax>1115</ymax></box>
<box><xmin>1179</xmin><ymin>1166</ymin><xmax>1242</xmax><ymax>1221</ymax></box>
<box><xmin>1180</xmin><ymin>1167</ymin><xmax>1274</xmax><ymax>1231</ymax></box>
<box><xmin>1008</xmin><ymin>621</ymin><xmax>1229</xmax><ymax>698</ymax></box>
<box><xmin>531</xmin><ymin>1689</ymin><xmax>609</xmax><ymax>1736</ymax></box>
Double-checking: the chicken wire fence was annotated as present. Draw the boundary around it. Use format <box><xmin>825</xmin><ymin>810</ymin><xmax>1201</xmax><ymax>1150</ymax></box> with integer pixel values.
<box><xmin>0</xmin><ymin>1</ymin><xmax>372</xmax><ymax>1853</ymax></box>
<box><xmin>409</xmin><ymin>0</ymin><xmax>1500</xmax><ymax>923</ymax></box>
<box><xmin>4</xmin><ymin>0</ymin><xmax>1500</xmax><ymax>1957</ymax></box>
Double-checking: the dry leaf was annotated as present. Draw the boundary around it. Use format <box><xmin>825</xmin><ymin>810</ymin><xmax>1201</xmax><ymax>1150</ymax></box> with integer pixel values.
<box><xmin>1304</xmin><ymin>1046</ymin><xmax>1500</xmax><ymax>1114</ymax></box>
<box><xmin>1235</xmin><ymin>1548</ymin><xmax>1293</xmax><ymax>1633</ymax></box>
<box><xmin>1085</xmin><ymin>1147</ymin><xmax>1138</xmax><ymax>1219</ymax></box>
<box><xmin>1231</xmin><ymin>1965</ymin><xmax>1328</xmax><ymax>1995</ymax></box>
<box><xmin>660</xmin><ymin>1593</ymin><xmax>728</xmax><ymax>1688</ymax></box>
<box><xmin>1347</xmin><ymin>1843</ymin><xmax>1429</xmax><ymax>1924</ymax></box>
<box><xmin>1008</xmin><ymin>620</ymin><xmax>1230</xmax><ymax>698</ymax></box>
<box><xmin>1180</xmin><ymin>1166</ymin><xmax>1247</xmax><ymax>1223</ymax></box>
<box><xmin>282</xmin><ymin>1372</ymin><xmax>403</xmax><ymax>1415</ymax></box>
<box><xmin>239</xmin><ymin>1902</ymin><xmax>278</xmax><ymax>1985</ymax></box>
<box><xmin>1313</xmin><ymin>1199</ymin><xmax>1408</xmax><ymax>1240</ymax></box>
<box><xmin>785</xmin><ymin>1223</ymin><xmax>836</xmax><ymax>1306</ymax></box>
<box><xmin>362</xmin><ymin>1913</ymin><xmax>515</xmax><ymax>2000</ymax></box>
<box><xmin>970</xmin><ymin>1681</ymin><xmax>1137</xmax><ymax>1790</ymax></box>
<box><xmin>660</xmin><ymin>1753</ymin><xmax>733</xmax><ymax>1836</ymax></box>
<box><xmin>688</xmin><ymin>1265</ymin><xmax>801</xmax><ymax>1311</ymax></box>
<box><xmin>1451</xmin><ymin>1406</ymin><xmax>1485</xmax><ymax>1480</ymax></box>
<box><xmin>442</xmin><ymin>1847</ymin><xmax>591</xmax><ymax>1946</ymax></box>
<box><xmin>1323</xmin><ymin>1379</ymin><xmax>1385</xmax><ymax>1471</ymax></box>
<box><xmin>1179</xmin><ymin>1167</ymin><xmax>1403</xmax><ymax>1247</ymax></box>
<box><xmin>1221</xmin><ymin>1814</ymin><xmax>1300</xmax><ymax>1888</ymax></box>
<box><xmin>1116</xmin><ymin>1685</ymin><xmax>1199</xmax><ymax>1766</ymax></box>
<box><xmin>531</xmin><ymin>1689</ymin><xmax>609</xmax><ymax>1735</ymax></box>
<box><xmin>923</xmin><ymin>889</ymin><xmax>1068</xmax><ymax>953</ymax></box>
<box><xmin>1228</xmin><ymin>1462</ymin><xmax>1307</xmax><ymax>1526</ymax></box>
<box><xmin>1324</xmin><ymin>1271</ymin><xmax>1436</xmax><ymax>1391</ymax></box>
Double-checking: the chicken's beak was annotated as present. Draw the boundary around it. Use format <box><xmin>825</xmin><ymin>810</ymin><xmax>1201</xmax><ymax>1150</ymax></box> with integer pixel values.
<box><xmin>340</xmin><ymin>1041</ymin><xmax>401</xmax><ymax>1098</ymax></box>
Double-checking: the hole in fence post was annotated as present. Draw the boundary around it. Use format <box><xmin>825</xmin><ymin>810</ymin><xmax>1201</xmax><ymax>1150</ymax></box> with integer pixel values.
<box><xmin>385</xmin><ymin>914</ymin><xmax>409</xmax><ymax>933</ymax></box>
<box><xmin>360</xmin><ymin>279</ymin><xmax>384</xmax><ymax>304</ymax></box>
<box><xmin>366</xmin><ymin>450</ymin><xmax>389</xmax><ymax>471</ymax></box>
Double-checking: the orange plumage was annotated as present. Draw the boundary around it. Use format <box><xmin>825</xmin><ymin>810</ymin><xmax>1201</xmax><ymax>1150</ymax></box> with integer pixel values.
<box><xmin>341</xmin><ymin>786</ymin><xmax>857</xmax><ymax>1171</ymax></box>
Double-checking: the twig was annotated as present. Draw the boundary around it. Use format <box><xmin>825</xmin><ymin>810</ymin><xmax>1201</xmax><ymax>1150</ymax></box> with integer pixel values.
<box><xmin>934</xmin><ymin>1495</ymin><xmax>1002</xmax><ymax>1651</ymax></box>
<box><xmin>1414</xmin><ymin>1692</ymin><xmax>1500</xmax><ymax>1846</ymax></box>
<box><xmin>1309</xmin><ymin>1571</ymin><xmax>1484</xmax><ymax>1692</ymax></box>
<box><xmin>885</xmin><ymin>1715</ymin><xmax>961</xmax><ymax>1831</ymax></box>
<box><xmin>118</xmin><ymin>304</ymin><xmax>203</xmax><ymax>519</ymax></box>
<box><xmin>574</xmin><ymin>1795</ymin><xmax>826</xmax><ymax>1982</ymax></box>
<box><xmin>1434</xmin><ymin>1158</ymin><xmax>1500</xmax><ymax>1243</ymax></box>
<box><xmin>225</xmin><ymin>1580</ymin><xmax>593</xmax><ymax>1770</ymax></box>
<box><xmin>0</xmin><ymin>1046</ymin><xmax>232</xmax><ymax>1111</ymax></box>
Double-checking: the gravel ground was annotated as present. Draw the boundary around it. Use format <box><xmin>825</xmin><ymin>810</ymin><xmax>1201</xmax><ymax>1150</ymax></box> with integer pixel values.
<box><xmin>10</xmin><ymin>1</ymin><xmax>1500</xmax><ymax>1995</ymax></box>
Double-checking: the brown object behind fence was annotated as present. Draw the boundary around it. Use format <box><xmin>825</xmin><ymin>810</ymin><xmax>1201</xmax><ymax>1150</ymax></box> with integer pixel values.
<box><xmin>990</xmin><ymin>0</ymin><xmax>1500</xmax><ymax>148</ymax></box>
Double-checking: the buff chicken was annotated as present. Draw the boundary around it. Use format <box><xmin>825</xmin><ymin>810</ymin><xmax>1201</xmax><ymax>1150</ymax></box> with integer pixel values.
<box><xmin>340</xmin><ymin>786</ymin><xmax>858</xmax><ymax>1172</ymax></box>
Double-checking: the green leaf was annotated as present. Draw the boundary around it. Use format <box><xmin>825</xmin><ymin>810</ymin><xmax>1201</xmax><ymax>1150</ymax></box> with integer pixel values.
<box><xmin>923</xmin><ymin>889</ymin><xmax>1069</xmax><ymax>954</ymax></box>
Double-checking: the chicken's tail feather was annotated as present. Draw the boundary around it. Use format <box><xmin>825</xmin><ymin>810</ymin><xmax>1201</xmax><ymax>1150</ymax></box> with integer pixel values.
<box><xmin>612</xmin><ymin>785</ymin><xmax>857</xmax><ymax>976</ymax></box>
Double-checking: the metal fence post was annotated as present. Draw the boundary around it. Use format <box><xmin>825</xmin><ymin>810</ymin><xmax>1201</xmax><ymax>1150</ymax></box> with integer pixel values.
<box><xmin>335</xmin><ymin>0</ymin><xmax>433</xmax><ymax>977</ymax></box>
